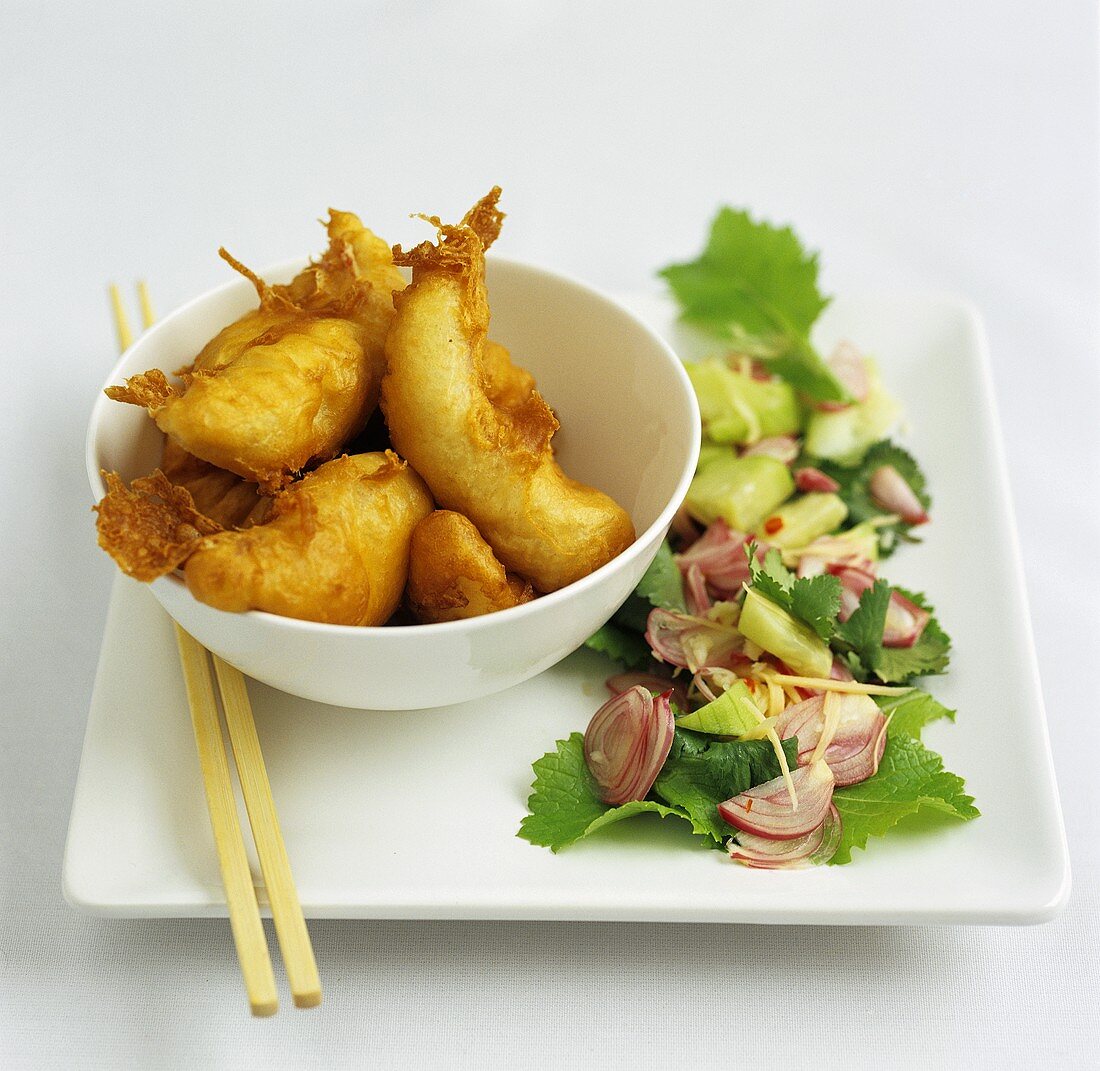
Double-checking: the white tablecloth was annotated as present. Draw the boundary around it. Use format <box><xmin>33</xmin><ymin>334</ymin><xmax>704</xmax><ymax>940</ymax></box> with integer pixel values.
<box><xmin>2</xmin><ymin>2</ymin><xmax>1098</xmax><ymax>1066</ymax></box>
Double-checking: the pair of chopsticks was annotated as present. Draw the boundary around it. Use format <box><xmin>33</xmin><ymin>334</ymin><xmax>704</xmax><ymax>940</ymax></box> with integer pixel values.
<box><xmin>110</xmin><ymin>284</ymin><xmax>321</xmax><ymax>1016</ymax></box>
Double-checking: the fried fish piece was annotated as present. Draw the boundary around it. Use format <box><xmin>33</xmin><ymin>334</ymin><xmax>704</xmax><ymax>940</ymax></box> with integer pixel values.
<box><xmin>183</xmin><ymin>452</ymin><xmax>433</xmax><ymax>625</ymax></box>
<box><xmin>381</xmin><ymin>188</ymin><xmax>635</xmax><ymax>593</ymax></box>
<box><xmin>95</xmin><ymin>451</ymin><xmax>433</xmax><ymax>625</ymax></box>
<box><xmin>160</xmin><ymin>439</ymin><xmax>270</xmax><ymax>529</ymax></box>
<box><xmin>107</xmin><ymin>210</ymin><xmax>404</xmax><ymax>491</ymax></box>
<box><xmin>406</xmin><ymin>510</ymin><xmax>534</xmax><ymax>623</ymax></box>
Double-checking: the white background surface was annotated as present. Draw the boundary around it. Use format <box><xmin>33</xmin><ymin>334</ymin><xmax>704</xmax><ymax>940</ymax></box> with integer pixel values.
<box><xmin>2</xmin><ymin>1</ymin><xmax>1098</xmax><ymax>1067</ymax></box>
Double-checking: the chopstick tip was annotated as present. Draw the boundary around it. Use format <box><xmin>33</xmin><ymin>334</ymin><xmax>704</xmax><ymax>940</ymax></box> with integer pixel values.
<box><xmin>251</xmin><ymin>997</ymin><xmax>279</xmax><ymax>1018</ymax></box>
<box><xmin>293</xmin><ymin>987</ymin><xmax>323</xmax><ymax>1010</ymax></box>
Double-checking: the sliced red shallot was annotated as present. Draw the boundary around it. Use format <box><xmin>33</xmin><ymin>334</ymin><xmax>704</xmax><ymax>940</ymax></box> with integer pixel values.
<box><xmin>882</xmin><ymin>590</ymin><xmax>931</xmax><ymax>648</ymax></box>
<box><xmin>830</xmin><ymin>657</ymin><xmax>856</xmax><ymax>682</ymax></box>
<box><xmin>717</xmin><ymin>761</ymin><xmax>835</xmax><ymax>840</ymax></box>
<box><xmin>606</xmin><ymin>671</ymin><xmax>690</xmax><ymax>713</ymax></box>
<box><xmin>728</xmin><ymin>804</ymin><xmax>842</xmax><ymax>869</ymax></box>
<box><xmin>818</xmin><ymin>341</ymin><xmax>870</xmax><ymax>411</ymax></box>
<box><xmin>741</xmin><ymin>436</ymin><xmax>799</xmax><ymax>464</ymax></box>
<box><xmin>830</xmin><ymin>563</ymin><xmax>931</xmax><ymax>647</ymax></box>
<box><xmin>826</xmin><ymin>713</ymin><xmax>889</xmax><ymax>787</ymax></box>
<box><xmin>776</xmin><ymin>692</ymin><xmax>886</xmax><ymax>787</ymax></box>
<box><xmin>774</xmin><ymin>693</ymin><xmax>825</xmax><ymax>742</ymax></box>
<box><xmin>869</xmin><ymin>464</ymin><xmax>929</xmax><ymax>526</ymax></box>
<box><xmin>830</xmin><ymin>563</ymin><xmax>877</xmax><ymax>622</ymax></box>
<box><xmin>645</xmin><ymin>607</ymin><xmax>744</xmax><ymax>672</ymax></box>
<box><xmin>794</xmin><ymin>466</ymin><xmax>840</xmax><ymax>493</ymax></box>
<box><xmin>683</xmin><ymin>561</ymin><xmax>712</xmax><ymax>615</ymax></box>
<box><xmin>674</xmin><ymin>519</ymin><xmax>753</xmax><ymax>601</ymax></box>
<box><xmin>689</xmin><ymin>669</ymin><xmax>725</xmax><ymax>704</ymax></box>
<box><xmin>838</xmin><ymin>587</ymin><xmax>860</xmax><ymax>621</ymax></box>
<box><xmin>796</xmin><ymin>554</ymin><xmax>828</xmax><ymax>579</ymax></box>
<box><xmin>747</xmin><ymin>358</ymin><xmax>773</xmax><ymax>382</ymax></box>
<box><xmin>584</xmin><ymin>686</ymin><xmax>675</xmax><ymax>806</ymax></box>
<box><xmin>645</xmin><ymin>608</ymin><xmax>696</xmax><ymax>667</ymax></box>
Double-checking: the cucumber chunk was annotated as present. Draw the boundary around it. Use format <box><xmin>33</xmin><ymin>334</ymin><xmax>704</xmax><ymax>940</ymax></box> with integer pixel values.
<box><xmin>687</xmin><ymin>358</ymin><xmax>802</xmax><ymax>445</ymax></box>
<box><xmin>696</xmin><ymin>441</ymin><xmax>733</xmax><ymax>471</ymax></box>
<box><xmin>803</xmin><ymin>361</ymin><xmax>901</xmax><ymax>465</ymax></box>
<box><xmin>756</xmin><ymin>493</ymin><xmax>849</xmax><ymax>549</ymax></box>
<box><xmin>738</xmin><ymin>588</ymin><xmax>833</xmax><ymax>677</ymax></box>
<box><xmin>685</xmin><ymin>455</ymin><xmax>795</xmax><ymax>532</ymax></box>
<box><xmin>675</xmin><ymin>679</ymin><xmax>768</xmax><ymax>736</ymax></box>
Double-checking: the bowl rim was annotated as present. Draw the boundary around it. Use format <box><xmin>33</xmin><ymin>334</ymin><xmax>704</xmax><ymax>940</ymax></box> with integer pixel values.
<box><xmin>86</xmin><ymin>253</ymin><xmax>701</xmax><ymax>637</ymax></box>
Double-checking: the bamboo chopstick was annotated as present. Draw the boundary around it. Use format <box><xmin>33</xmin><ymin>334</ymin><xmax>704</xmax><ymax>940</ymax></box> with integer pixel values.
<box><xmin>112</xmin><ymin>282</ymin><xmax>320</xmax><ymax>1014</ymax></box>
<box><xmin>108</xmin><ymin>284</ymin><xmax>134</xmax><ymax>352</ymax></box>
<box><xmin>214</xmin><ymin>659</ymin><xmax>321</xmax><ymax>1007</ymax></box>
<box><xmin>175</xmin><ymin>628</ymin><xmax>279</xmax><ymax>1017</ymax></box>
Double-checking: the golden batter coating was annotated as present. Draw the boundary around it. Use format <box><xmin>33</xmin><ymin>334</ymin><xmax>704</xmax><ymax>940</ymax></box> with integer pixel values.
<box><xmin>107</xmin><ymin>210</ymin><xmax>404</xmax><ymax>491</ymax></box>
<box><xmin>381</xmin><ymin>188</ymin><xmax>635</xmax><ymax>593</ymax></box>
<box><xmin>94</xmin><ymin>469</ymin><xmax>224</xmax><ymax>582</ymax></box>
<box><xmin>481</xmin><ymin>340</ymin><xmax>536</xmax><ymax>411</ymax></box>
<box><xmin>184</xmin><ymin>452</ymin><xmax>433</xmax><ymax>625</ymax></box>
<box><xmin>406</xmin><ymin>510</ymin><xmax>534</xmax><ymax>623</ymax></box>
<box><xmin>160</xmin><ymin>439</ymin><xmax>270</xmax><ymax>530</ymax></box>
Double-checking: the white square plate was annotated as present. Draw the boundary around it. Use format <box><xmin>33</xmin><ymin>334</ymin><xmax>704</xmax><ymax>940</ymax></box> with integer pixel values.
<box><xmin>64</xmin><ymin>293</ymin><xmax>1070</xmax><ymax>924</ymax></box>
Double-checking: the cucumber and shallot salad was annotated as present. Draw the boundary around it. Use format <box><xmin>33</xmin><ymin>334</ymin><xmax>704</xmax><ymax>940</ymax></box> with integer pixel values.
<box><xmin>518</xmin><ymin>209</ymin><xmax>978</xmax><ymax>868</ymax></box>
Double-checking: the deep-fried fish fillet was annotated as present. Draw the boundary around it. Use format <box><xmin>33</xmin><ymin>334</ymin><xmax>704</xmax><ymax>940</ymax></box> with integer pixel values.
<box><xmin>184</xmin><ymin>452</ymin><xmax>433</xmax><ymax>625</ymax></box>
<box><xmin>406</xmin><ymin>510</ymin><xmax>533</xmax><ymax>623</ymax></box>
<box><xmin>381</xmin><ymin>188</ymin><xmax>635</xmax><ymax>593</ymax></box>
<box><xmin>95</xmin><ymin>452</ymin><xmax>433</xmax><ymax>626</ymax></box>
<box><xmin>107</xmin><ymin>211</ymin><xmax>403</xmax><ymax>490</ymax></box>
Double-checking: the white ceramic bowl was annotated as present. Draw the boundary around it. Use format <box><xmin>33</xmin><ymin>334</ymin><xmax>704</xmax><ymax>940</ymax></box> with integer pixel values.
<box><xmin>87</xmin><ymin>257</ymin><xmax>700</xmax><ymax>709</ymax></box>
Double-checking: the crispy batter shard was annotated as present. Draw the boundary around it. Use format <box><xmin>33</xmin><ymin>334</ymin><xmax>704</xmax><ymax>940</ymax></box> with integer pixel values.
<box><xmin>382</xmin><ymin>188</ymin><xmax>635</xmax><ymax>593</ymax></box>
<box><xmin>95</xmin><ymin>470</ymin><xmax>223</xmax><ymax>582</ymax></box>
<box><xmin>461</xmin><ymin>185</ymin><xmax>506</xmax><ymax>249</ymax></box>
<box><xmin>183</xmin><ymin>452</ymin><xmax>434</xmax><ymax>625</ymax></box>
<box><xmin>406</xmin><ymin>511</ymin><xmax>534</xmax><ymax>623</ymax></box>
<box><xmin>392</xmin><ymin>187</ymin><xmax>505</xmax><ymax>290</ymax></box>
<box><xmin>160</xmin><ymin>439</ymin><xmax>271</xmax><ymax>530</ymax></box>
<box><xmin>480</xmin><ymin>340</ymin><xmax>537</xmax><ymax>411</ymax></box>
<box><xmin>104</xmin><ymin>368</ymin><xmax>178</xmax><ymax>409</ymax></box>
<box><xmin>106</xmin><ymin>210</ymin><xmax>404</xmax><ymax>491</ymax></box>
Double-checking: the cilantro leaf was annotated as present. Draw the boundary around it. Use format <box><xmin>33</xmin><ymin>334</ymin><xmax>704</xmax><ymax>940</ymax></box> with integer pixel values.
<box><xmin>830</xmin><ymin>733</ymin><xmax>979</xmax><ymax>864</ymax></box>
<box><xmin>871</xmin><ymin>588</ymin><xmax>951</xmax><ymax>683</ymax></box>
<box><xmin>518</xmin><ymin>734</ymin><xmax>690</xmax><ymax>852</ymax></box>
<box><xmin>834</xmin><ymin>578</ymin><xmax>891</xmax><ymax>667</ymax></box>
<box><xmin>834</xmin><ymin>582</ymin><xmax>951</xmax><ymax>684</ymax></box>
<box><xmin>746</xmin><ymin>544</ymin><xmax>795</xmax><ymax>604</ymax></box>
<box><xmin>584</xmin><ymin>622</ymin><xmax>653</xmax><ymax>670</ymax></box>
<box><xmin>633</xmin><ymin>540</ymin><xmax>687</xmax><ymax>612</ymax></box>
<box><xmin>876</xmin><ymin>689</ymin><xmax>955</xmax><ymax>740</ymax></box>
<box><xmin>659</xmin><ymin>207</ymin><xmax>847</xmax><ymax>402</ymax></box>
<box><xmin>788</xmin><ymin>575</ymin><xmax>842</xmax><ymax>641</ymax></box>
<box><xmin>812</xmin><ymin>441</ymin><xmax>931</xmax><ymax>557</ymax></box>
<box><xmin>748</xmin><ymin>547</ymin><xmax>841</xmax><ymax>641</ymax></box>
<box><xmin>653</xmin><ymin>730</ymin><xmax>800</xmax><ymax>842</ymax></box>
